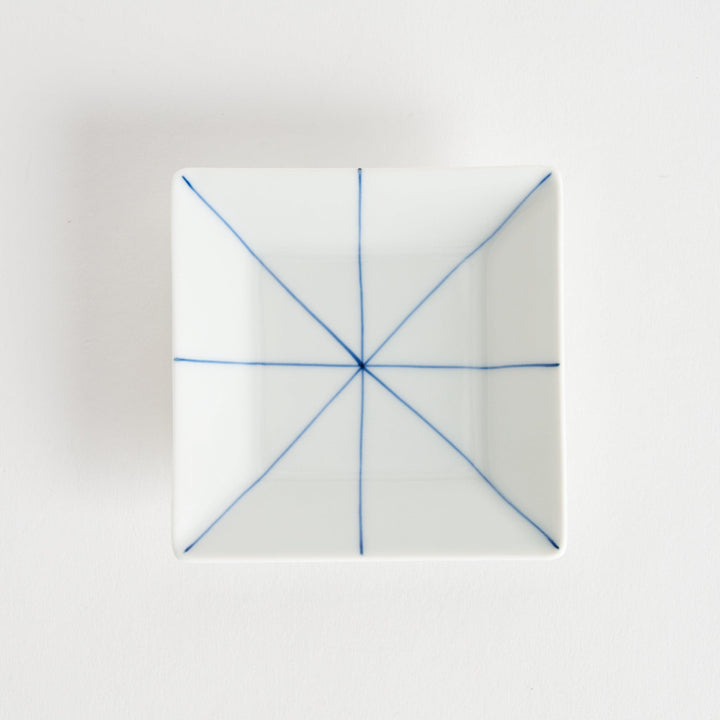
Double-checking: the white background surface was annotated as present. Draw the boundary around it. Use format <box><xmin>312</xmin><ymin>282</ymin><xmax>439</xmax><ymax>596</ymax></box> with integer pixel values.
<box><xmin>1</xmin><ymin>1</ymin><xmax>718</xmax><ymax>717</ymax></box>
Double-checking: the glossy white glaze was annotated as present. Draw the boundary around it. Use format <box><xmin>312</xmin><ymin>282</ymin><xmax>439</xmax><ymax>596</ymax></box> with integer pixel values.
<box><xmin>172</xmin><ymin>167</ymin><xmax>563</xmax><ymax>558</ymax></box>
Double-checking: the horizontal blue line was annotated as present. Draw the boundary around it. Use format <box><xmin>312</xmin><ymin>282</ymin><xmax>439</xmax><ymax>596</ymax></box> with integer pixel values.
<box><xmin>368</xmin><ymin>362</ymin><xmax>559</xmax><ymax>370</ymax></box>
<box><xmin>364</xmin><ymin>367</ymin><xmax>559</xmax><ymax>549</ymax></box>
<box><xmin>174</xmin><ymin>357</ymin><xmax>356</xmax><ymax>368</ymax></box>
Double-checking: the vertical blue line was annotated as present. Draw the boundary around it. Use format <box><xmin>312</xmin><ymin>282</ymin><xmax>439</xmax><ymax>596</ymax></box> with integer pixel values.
<box><xmin>358</xmin><ymin>369</ymin><xmax>365</xmax><ymax>555</ymax></box>
<box><xmin>357</xmin><ymin>168</ymin><xmax>365</xmax><ymax>362</ymax></box>
<box><xmin>357</xmin><ymin>168</ymin><xmax>366</xmax><ymax>555</ymax></box>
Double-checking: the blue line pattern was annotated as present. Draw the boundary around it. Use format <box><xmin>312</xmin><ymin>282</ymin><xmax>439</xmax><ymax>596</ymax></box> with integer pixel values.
<box><xmin>364</xmin><ymin>368</ymin><xmax>558</xmax><ymax>548</ymax></box>
<box><xmin>358</xmin><ymin>168</ymin><xmax>365</xmax><ymax>362</ymax></box>
<box><xmin>181</xmin><ymin>176</ymin><xmax>360</xmax><ymax>365</ymax></box>
<box><xmin>358</xmin><ymin>370</ymin><xmax>365</xmax><ymax>554</ymax></box>
<box><xmin>183</xmin><ymin>370</ymin><xmax>360</xmax><ymax>553</ymax></box>
<box><xmin>357</xmin><ymin>168</ymin><xmax>366</xmax><ymax>554</ymax></box>
<box><xmin>369</xmin><ymin>362</ymin><xmax>560</xmax><ymax>371</ymax></box>
<box><xmin>364</xmin><ymin>172</ymin><xmax>552</xmax><ymax>364</ymax></box>
<box><xmin>175</xmin><ymin>358</ymin><xmax>356</xmax><ymax>368</ymax></box>
<box><xmin>177</xmin><ymin>170</ymin><xmax>559</xmax><ymax>554</ymax></box>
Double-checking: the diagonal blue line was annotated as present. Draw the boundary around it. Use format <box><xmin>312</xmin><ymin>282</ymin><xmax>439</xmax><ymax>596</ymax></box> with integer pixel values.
<box><xmin>365</xmin><ymin>172</ymin><xmax>552</xmax><ymax>364</ymax></box>
<box><xmin>184</xmin><ymin>369</ymin><xmax>361</xmax><ymax>553</ymax></box>
<box><xmin>174</xmin><ymin>357</ymin><xmax>356</xmax><ymax>368</ymax></box>
<box><xmin>358</xmin><ymin>168</ymin><xmax>365</xmax><ymax>362</ymax></box>
<box><xmin>364</xmin><ymin>368</ymin><xmax>559</xmax><ymax>549</ymax></box>
<box><xmin>368</xmin><ymin>362</ymin><xmax>560</xmax><ymax>371</ymax></box>
<box><xmin>358</xmin><ymin>370</ymin><xmax>365</xmax><ymax>554</ymax></box>
<box><xmin>181</xmin><ymin>175</ymin><xmax>361</xmax><ymax>365</ymax></box>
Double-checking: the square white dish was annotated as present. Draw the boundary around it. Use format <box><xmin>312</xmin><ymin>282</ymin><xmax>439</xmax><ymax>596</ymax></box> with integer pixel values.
<box><xmin>172</xmin><ymin>167</ymin><xmax>563</xmax><ymax>559</ymax></box>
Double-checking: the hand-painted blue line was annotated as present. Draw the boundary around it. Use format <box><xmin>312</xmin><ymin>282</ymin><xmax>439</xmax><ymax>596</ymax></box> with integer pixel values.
<box><xmin>364</xmin><ymin>368</ymin><xmax>559</xmax><ymax>549</ymax></box>
<box><xmin>181</xmin><ymin>175</ymin><xmax>361</xmax><ymax>365</ymax></box>
<box><xmin>358</xmin><ymin>168</ymin><xmax>365</xmax><ymax>362</ymax></box>
<box><xmin>358</xmin><ymin>369</ymin><xmax>366</xmax><ymax>554</ymax></box>
<box><xmin>365</xmin><ymin>172</ymin><xmax>552</xmax><ymax>364</ymax></box>
<box><xmin>184</xmin><ymin>369</ymin><xmax>361</xmax><ymax>553</ymax></box>
<box><xmin>174</xmin><ymin>357</ymin><xmax>356</xmax><ymax>368</ymax></box>
<box><xmin>368</xmin><ymin>362</ymin><xmax>560</xmax><ymax>370</ymax></box>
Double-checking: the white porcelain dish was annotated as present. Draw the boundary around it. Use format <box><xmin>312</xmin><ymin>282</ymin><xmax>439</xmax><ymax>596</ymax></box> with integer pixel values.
<box><xmin>172</xmin><ymin>167</ymin><xmax>564</xmax><ymax>559</ymax></box>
